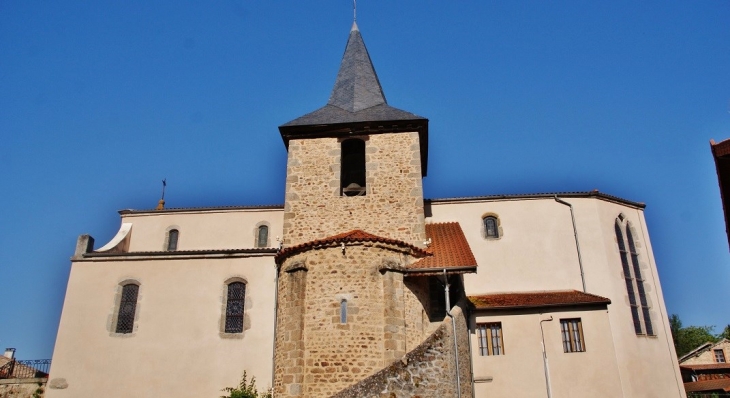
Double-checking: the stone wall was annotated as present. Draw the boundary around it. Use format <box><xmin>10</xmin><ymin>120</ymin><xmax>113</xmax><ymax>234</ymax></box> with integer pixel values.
<box><xmin>0</xmin><ymin>379</ymin><xmax>45</xmax><ymax>398</ymax></box>
<box><xmin>274</xmin><ymin>243</ymin><xmax>428</xmax><ymax>397</ymax></box>
<box><xmin>282</xmin><ymin>133</ymin><xmax>426</xmax><ymax>247</ymax></box>
<box><xmin>331</xmin><ymin>301</ymin><xmax>473</xmax><ymax>398</ymax></box>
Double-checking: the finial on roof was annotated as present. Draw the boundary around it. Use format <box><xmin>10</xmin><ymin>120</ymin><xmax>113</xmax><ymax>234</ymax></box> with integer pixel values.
<box><xmin>156</xmin><ymin>179</ymin><xmax>166</xmax><ymax>210</ymax></box>
<box><xmin>353</xmin><ymin>0</ymin><xmax>357</xmax><ymax>22</ymax></box>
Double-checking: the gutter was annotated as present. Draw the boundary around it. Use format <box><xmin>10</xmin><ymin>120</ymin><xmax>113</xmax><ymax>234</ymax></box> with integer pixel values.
<box><xmin>443</xmin><ymin>269</ymin><xmax>462</xmax><ymax>398</ymax></box>
<box><xmin>554</xmin><ymin>195</ymin><xmax>587</xmax><ymax>292</ymax></box>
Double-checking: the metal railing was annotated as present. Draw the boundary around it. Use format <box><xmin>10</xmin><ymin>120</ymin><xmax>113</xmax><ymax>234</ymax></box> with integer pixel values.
<box><xmin>0</xmin><ymin>359</ymin><xmax>51</xmax><ymax>379</ymax></box>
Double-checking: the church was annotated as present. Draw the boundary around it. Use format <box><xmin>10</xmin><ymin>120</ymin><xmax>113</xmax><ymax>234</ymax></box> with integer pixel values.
<box><xmin>46</xmin><ymin>21</ymin><xmax>685</xmax><ymax>398</ymax></box>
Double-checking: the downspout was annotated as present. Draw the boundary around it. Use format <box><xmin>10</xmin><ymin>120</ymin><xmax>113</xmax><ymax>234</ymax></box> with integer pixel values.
<box><xmin>554</xmin><ymin>195</ymin><xmax>586</xmax><ymax>292</ymax></box>
<box><xmin>539</xmin><ymin>316</ymin><xmax>554</xmax><ymax>398</ymax></box>
<box><xmin>443</xmin><ymin>269</ymin><xmax>462</xmax><ymax>398</ymax></box>
<box><xmin>271</xmin><ymin>262</ymin><xmax>281</xmax><ymax>396</ymax></box>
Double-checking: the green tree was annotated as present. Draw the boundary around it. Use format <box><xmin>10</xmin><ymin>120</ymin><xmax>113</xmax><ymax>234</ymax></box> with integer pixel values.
<box><xmin>717</xmin><ymin>324</ymin><xmax>730</xmax><ymax>341</ymax></box>
<box><xmin>221</xmin><ymin>371</ymin><xmax>272</xmax><ymax>398</ymax></box>
<box><xmin>669</xmin><ymin>314</ymin><xmax>720</xmax><ymax>358</ymax></box>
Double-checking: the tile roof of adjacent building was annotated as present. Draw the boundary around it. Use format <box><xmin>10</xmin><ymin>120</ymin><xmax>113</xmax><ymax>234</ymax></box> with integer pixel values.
<box><xmin>711</xmin><ymin>138</ymin><xmax>730</xmax><ymax>251</ymax></box>
<box><xmin>680</xmin><ymin>363</ymin><xmax>730</xmax><ymax>371</ymax></box>
<box><xmin>468</xmin><ymin>290</ymin><xmax>611</xmax><ymax>310</ymax></box>
<box><xmin>408</xmin><ymin>223</ymin><xmax>477</xmax><ymax>274</ymax></box>
<box><xmin>275</xmin><ymin>229</ymin><xmax>429</xmax><ymax>264</ymax></box>
<box><xmin>683</xmin><ymin>378</ymin><xmax>730</xmax><ymax>393</ymax></box>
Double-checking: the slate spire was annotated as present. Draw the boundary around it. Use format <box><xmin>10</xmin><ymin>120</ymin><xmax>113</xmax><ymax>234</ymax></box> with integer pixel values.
<box><xmin>327</xmin><ymin>22</ymin><xmax>387</xmax><ymax>113</ymax></box>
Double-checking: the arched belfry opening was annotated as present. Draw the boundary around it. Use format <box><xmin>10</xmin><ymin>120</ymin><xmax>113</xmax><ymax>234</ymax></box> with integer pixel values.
<box><xmin>341</xmin><ymin>139</ymin><xmax>366</xmax><ymax>196</ymax></box>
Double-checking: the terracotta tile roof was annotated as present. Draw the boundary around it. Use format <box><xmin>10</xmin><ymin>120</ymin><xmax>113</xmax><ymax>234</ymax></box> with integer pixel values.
<box><xmin>681</xmin><ymin>363</ymin><xmax>730</xmax><ymax>371</ymax></box>
<box><xmin>469</xmin><ymin>290</ymin><xmax>610</xmax><ymax>310</ymax></box>
<box><xmin>275</xmin><ymin>229</ymin><xmax>429</xmax><ymax>263</ymax></box>
<box><xmin>407</xmin><ymin>223</ymin><xmax>477</xmax><ymax>273</ymax></box>
<box><xmin>684</xmin><ymin>378</ymin><xmax>730</xmax><ymax>393</ymax></box>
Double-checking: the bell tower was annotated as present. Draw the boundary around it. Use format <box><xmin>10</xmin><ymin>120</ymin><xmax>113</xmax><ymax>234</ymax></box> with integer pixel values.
<box><xmin>273</xmin><ymin>22</ymin><xmax>434</xmax><ymax>397</ymax></box>
<box><xmin>278</xmin><ymin>21</ymin><xmax>429</xmax><ymax>248</ymax></box>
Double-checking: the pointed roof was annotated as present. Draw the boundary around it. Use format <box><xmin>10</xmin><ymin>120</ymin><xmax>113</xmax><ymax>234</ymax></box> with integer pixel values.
<box><xmin>328</xmin><ymin>21</ymin><xmax>386</xmax><ymax>112</ymax></box>
<box><xmin>279</xmin><ymin>22</ymin><xmax>429</xmax><ymax>175</ymax></box>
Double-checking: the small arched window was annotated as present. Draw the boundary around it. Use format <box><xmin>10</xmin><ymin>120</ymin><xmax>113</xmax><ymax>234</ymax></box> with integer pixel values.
<box><xmin>341</xmin><ymin>139</ymin><xmax>366</xmax><ymax>196</ymax></box>
<box><xmin>340</xmin><ymin>299</ymin><xmax>348</xmax><ymax>324</ymax></box>
<box><xmin>167</xmin><ymin>229</ymin><xmax>179</xmax><ymax>251</ymax></box>
<box><xmin>256</xmin><ymin>225</ymin><xmax>268</xmax><ymax>248</ymax></box>
<box><xmin>116</xmin><ymin>283</ymin><xmax>139</xmax><ymax>334</ymax></box>
<box><xmin>225</xmin><ymin>282</ymin><xmax>246</xmax><ymax>333</ymax></box>
<box><xmin>484</xmin><ymin>216</ymin><xmax>499</xmax><ymax>239</ymax></box>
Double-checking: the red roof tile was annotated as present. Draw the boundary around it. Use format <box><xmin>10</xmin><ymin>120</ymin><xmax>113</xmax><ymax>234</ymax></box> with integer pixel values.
<box><xmin>684</xmin><ymin>378</ymin><xmax>730</xmax><ymax>393</ymax></box>
<box><xmin>407</xmin><ymin>223</ymin><xmax>477</xmax><ymax>273</ymax></box>
<box><xmin>469</xmin><ymin>290</ymin><xmax>610</xmax><ymax>310</ymax></box>
<box><xmin>681</xmin><ymin>363</ymin><xmax>730</xmax><ymax>371</ymax></box>
<box><xmin>275</xmin><ymin>229</ymin><xmax>428</xmax><ymax>263</ymax></box>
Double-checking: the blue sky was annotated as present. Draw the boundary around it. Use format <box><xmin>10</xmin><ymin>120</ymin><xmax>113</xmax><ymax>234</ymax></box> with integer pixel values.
<box><xmin>1</xmin><ymin>1</ymin><xmax>729</xmax><ymax>360</ymax></box>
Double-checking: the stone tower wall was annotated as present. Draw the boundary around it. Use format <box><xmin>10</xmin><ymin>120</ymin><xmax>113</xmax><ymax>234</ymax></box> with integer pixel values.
<box><xmin>274</xmin><ymin>244</ymin><xmax>435</xmax><ymax>397</ymax></box>
<box><xmin>282</xmin><ymin>132</ymin><xmax>426</xmax><ymax>247</ymax></box>
<box><xmin>330</xmin><ymin>300</ymin><xmax>473</xmax><ymax>398</ymax></box>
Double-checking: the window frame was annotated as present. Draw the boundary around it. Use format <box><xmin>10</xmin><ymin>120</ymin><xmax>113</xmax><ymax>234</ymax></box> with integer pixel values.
<box><xmin>476</xmin><ymin>322</ymin><xmax>504</xmax><ymax>356</ymax></box>
<box><xmin>560</xmin><ymin>318</ymin><xmax>585</xmax><ymax>353</ymax></box>
<box><xmin>615</xmin><ymin>215</ymin><xmax>654</xmax><ymax>336</ymax></box>
<box><xmin>224</xmin><ymin>281</ymin><xmax>246</xmax><ymax>334</ymax></box>
<box><xmin>115</xmin><ymin>282</ymin><xmax>140</xmax><ymax>334</ymax></box>
<box><xmin>340</xmin><ymin>299</ymin><xmax>347</xmax><ymax>324</ymax></box>
<box><xmin>166</xmin><ymin>228</ymin><xmax>179</xmax><ymax>251</ymax></box>
<box><xmin>481</xmin><ymin>214</ymin><xmax>502</xmax><ymax>240</ymax></box>
<box><xmin>256</xmin><ymin>225</ymin><xmax>269</xmax><ymax>248</ymax></box>
<box><xmin>715</xmin><ymin>349</ymin><xmax>726</xmax><ymax>363</ymax></box>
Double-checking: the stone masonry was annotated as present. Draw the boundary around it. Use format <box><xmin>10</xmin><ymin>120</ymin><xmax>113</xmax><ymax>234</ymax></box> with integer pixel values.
<box><xmin>274</xmin><ymin>243</ymin><xmax>426</xmax><ymax>397</ymax></box>
<box><xmin>282</xmin><ymin>132</ymin><xmax>427</xmax><ymax>247</ymax></box>
<box><xmin>330</xmin><ymin>301</ymin><xmax>473</xmax><ymax>398</ymax></box>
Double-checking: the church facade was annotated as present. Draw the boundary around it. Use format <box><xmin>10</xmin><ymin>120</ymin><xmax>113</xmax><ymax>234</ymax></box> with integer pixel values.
<box><xmin>46</xmin><ymin>23</ymin><xmax>685</xmax><ymax>398</ymax></box>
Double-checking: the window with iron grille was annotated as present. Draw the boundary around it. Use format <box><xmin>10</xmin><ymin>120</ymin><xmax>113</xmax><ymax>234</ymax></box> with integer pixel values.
<box><xmin>115</xmin><ymin>284</ymin><xmax>139</xmax><ymax>334</ymax></box>
<box><xmin>225</xmin><ymin>282</ymin><xmax>246</xmax><ymax>333</ymax></box>
<box><xmin>167</xmin><ymin>229</ymin><xmax>179</xmax><ymax>251</ymax></box>
<box><xmin>256</xmin><ymin>225</ymin><xmax>268</xmax><ymax>248</ymax></box>
<box><xmin>483</xmin><ymin>216</ymin><xmax>499</xmax><ymax>239</ymax></box>
<box><xmin>560</xmin><ymin>318</ymin><xmax>585</xmax><ymax>353</ymax></box>
<box><xmin>715</xmin><ymin>349</ymin><xmax>726</xmax><ymax>363</ymax></box>
<box><xmin>476</xmin><ymin>323</ymin><xmax>503</xmax><ymax>356</ymax></box>
<box><xmin>615</xmin><ymin>216</ymin><xmax>653</xmax><ymax>336</ymax></box>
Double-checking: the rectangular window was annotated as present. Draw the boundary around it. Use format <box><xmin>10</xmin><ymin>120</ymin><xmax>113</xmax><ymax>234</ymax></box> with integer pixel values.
<box><xmin>715</xmin><ymin>349</ymin><xmax>726</xmax><ymax>363</ymax></box>
<box><xmin>476</xmin><ymin>323</ymin><xmax>503</xmax><ymax>356</ymax></box>
<box><xmin>560</xmin><ymin>318</ymin><xmax>585</xmax><ymax>353</ymax></box>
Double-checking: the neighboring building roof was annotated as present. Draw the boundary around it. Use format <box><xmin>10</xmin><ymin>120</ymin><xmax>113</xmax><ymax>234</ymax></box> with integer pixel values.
<box><xmin>469</xmin><ymin>290</ymin><xmax>611</xmax><ymax>310</ymax></box>
<box><xmin>408</xmin><ymin>223</ymin><xmax>477</xmax><ymax>274</ymax></box>
<box><xmin>278</xmin><ymin>22</ymin><xmax>429</xmax><ymax>175</ymax></box>
<box><xmin>275</xmin><ymin>229</ymin><xmax>429</xmax><ymax>264</ymax></box>
<box><xmin>679</xmin><ymin>339</ymin><xmax>730</xmax><ymax>364</ymax></box>
<box><xmin>680</xmin><ymin>363</ymin><xmax>730</xmax><ymax>372</ymax></box>
<box><xmin>683</xmin><ymin>378</ymin><xmax>730</xmax><ymax>393</ymax></box>
<box><xmin>84</xmin><ymin>248</ymin><xmax>278</xmax><ymax>258</ymax></box>
<box><xmin>118</xmin><ymin>204</ymin><xmax>284</xmax><ymax>215</ymax></box>
<box><xmin>428</xmin><ymin>190</ymin><xmax>646</xmax><ymax>209</ymax></box>
<box><xmin>711</xmin><ymin>138</ymin><xmax>730</xmax><ymax>251</ymax></box>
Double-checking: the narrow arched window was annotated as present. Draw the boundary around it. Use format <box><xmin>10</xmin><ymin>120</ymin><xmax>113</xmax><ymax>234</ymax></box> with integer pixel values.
<box><xmin>341</xmin><ymin>139</ymin><xmax>366</xmax><ymax>196</ymax></box>
<box><xmin>225</xmin><ymin>282</ymin><xmax>246</xmax><ymax>333</ymax></box>
<box><xmin>167</xmin><ymin>229</ymin><xmax>179</xmax><ymax>251</ymax></box>
<box><xmin>256</xmin><ymin>225</ymin><xmax>268</xmax><ymax>248</ymax></box>
<box><xmin>340</xmin><ymin>299</ymin><xmax>347</xmax><ymax>324</ymax></box>
<box><xmin>615</xmin><ymin>217</ymin><xmax>653</xmax><ymax>335</ymax></box>
<box><xmin>116</xmin><ymin>284</ymin><xmax>139</xmax><ymax>334</ymax></box>
<box><xmin>484</xmin><ymin>216</ymin><xmax>499</xmax><ymax>238</ymax></box>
